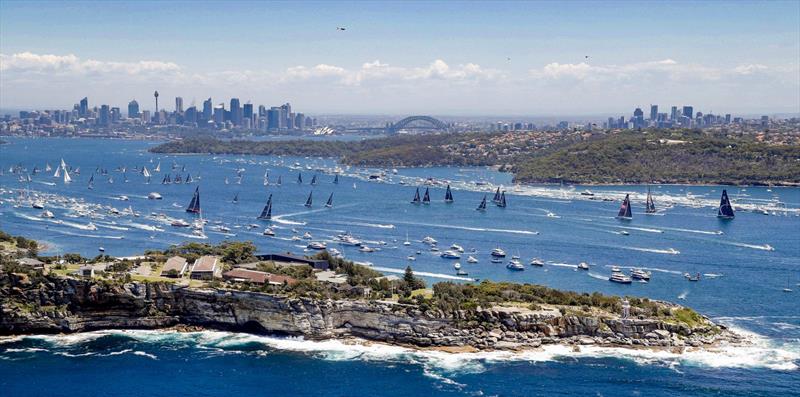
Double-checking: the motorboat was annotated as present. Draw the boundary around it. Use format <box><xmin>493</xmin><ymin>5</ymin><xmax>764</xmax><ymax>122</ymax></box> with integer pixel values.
<box><xmin>467</xmin><ymin>256</ymin><xmax>478</xmax><ymax>263</ymax></box>
<box><xmin>611</xmin><ymin>265</ymin><xmax>622</xmax><ymax>273</ymax></box>
<box><xmin>609</xmin><ymin>273</ymin><xmax>632</xmax><ymax>284</ymax></box>
<box><xmin>32</xmin><ymin>202</ymin><xmax>45</xmax><ymax>209</ymax></box>
<box><xmin>453</xmin><ymin>262</ymin><xmax>462</xmax><ymax>270</ymax></box>
<box><xmin>685</xmin><ymin>272</ymin><xmax>701</xmax><ymax>282</ymax></box>
<box><xmin>307</xmin><ymin>241</ymin><xmax>327</xmax><ymax>250</ymax></box>
<box><xmin>302</xmin><ymin>232</ymin><xmax>313</xmax><ymax>240</ymax></box>
<box><xmin>440</xmin><ymin>250</ymin><xmax>461</xmax><ymax>259</ymax></box>
<box><xmin>171</xmin><ymin>219</ymin><xmax>190</xmax><ymax>227</ymax></box>
<box><xmin>40</xmin><ymin>210</ymin><xmax>54</xmax><ymax>218</ymax></box>
<box><xmin>506</xmin><ymin>260</ymin><xmax>525</xmax><ymax>271</ymax></box>
<box><xmin>407</xmin><ymin>255</ymin><xmax>416</xmax><ymax>261</ymax></box>
<box><xmin>491</xmin><ymin>248</ymin><xmax>506</xmax><ymax>257</ymax></box>
<box><xmin>147</xmin><ymin>192</ymin><xmax>163</xmax><ymax>200</ymax></box>
<box><xmin>422</xmin><ymin>236</ymin><xmax>437</xmax><ymax>245</ymax></box>
<box><xmin>619</xmin><ymin>230</ymin><xmax>630</xmax><ymax>236</ymax></box>
<box><xmin>577</xmin><ymin>262</ymin><xmax>590</xmax><ymax>270</ymax></box>
<box><xmin>529</xmin><ymin>258</ymin><xmax>545</xmax><ymax>267</ymax></box>
<box><xmin>263</xmin><ymin>227</ymin><xmax>275</xmax><ymax>236</ymax></box>
<box><xmin>630</xmin><ymin>269</ymin><xmax>651</xmax><ymax>281</ymax></box>
<box><xmin>450</xmin><ymin>243</ymin><xmax>464</xmax><ymax>252</ymax></box>
<box><xmin>359</xmin><ymin>246</ymin><xmax>375</xmax><ymax>253</ymax></box>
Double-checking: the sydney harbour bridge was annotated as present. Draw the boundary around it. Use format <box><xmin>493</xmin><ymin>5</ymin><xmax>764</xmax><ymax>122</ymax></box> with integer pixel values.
<box><xmin>344</xmin><ymin>115</ymin><xmax>451</xmax><ymax>134</ymax></box>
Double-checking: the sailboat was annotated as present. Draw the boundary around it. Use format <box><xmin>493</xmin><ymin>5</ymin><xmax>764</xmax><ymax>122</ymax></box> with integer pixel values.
<box><xmin>476</xmin><ymin>195</ymin><xmax>488</xmax><ymax>211</ymax></box>
<box><xmin>304</xmin><ymin>191</ymin><xmax>313</xmax><ymax>208</ymax></box>
<box><xmin>645</xmin><ymin>186</ymin><xmax>656</xmax><ymax>214</ymax></box>
<box><xmin>310</xmin><ymin>175</ymin><xmax>317</xmax><ymax>185</ymax></box>
<box><xmin>411</xmin><ymin>188</ymin><xmax>421</xmax><ymax>204</ymax></box>
<box><xmin>162</xmin><ymin>174</ymin><xmax>170</xmax><ymax>184</ymax></box>
<box><xmin>185</xmin><ymin>174</ymin><xmax>193</xmax><ymax>183</ymax></box>
<box><xmin>333</xmin><ymin>174</ymin><xmax>339</xmax><ymax>184</ymax></box>
<box><xmin>444</xmin><ymin>185</ymin><xmax>454</xmax><ymax>203</ymax></box>
<box><xmin>63</xmin><ymin>168</ymin><xmax>72</xmax><ymax>184</ymax></box>
<box><xmin>87</xmin><ymin>174</ymin><xmax>94</xmax><ymax>190</ymax></box>
<box><xmin>224</xmin><ymin>177</ymin><xmax>229</xmax><ymax>185</ymax></box>
<box><xmin>186</xmin><ymin>187</ymin><xmax>201</xmax><ymax>213</ymax></box>
<box><xmin>142</xmin><ymin>166</ymin><xmax>151</xmax><ymax>180</ymax></box>
<box><xmin>174</xmin><ymin>174</ymin><xmax>182</xmax><ymax>184</ymax></box>
<box><xmin>496</xmin><ymin>191</ymin><xmax>506</xmax><ymax>208</ymax></box>
<box><xmin>154</xmin><ymin>162</ymin><xmax>161</xmax><ymax>173</ymax></box>
<box><xmin>717</xmin><ymin>189</ymin><xmax>735</xmax><ymax>219</ymax></box>
<box><xmin>258</xmin><ymin>194</ymin><xmax>273</xmax><ymax>220</ymax></box>
<box><xmin>422</xmin><ymin>187</ymin><xmax>431</xmax><ymax>205</ymax></box>
<box><xmin>297</xmin><ymin>173</ymin><xmax>303</xmax><ymax>184</ymax></box>
<box><xmin>492</xmin><ymin>187</ymin><xmax>501</xmax><ymax>203</ymax></box>
<box><xmin>45</xmin><ymin>163</ymin><xmax>52</xmax><ymax>172</ymax></box>
<box><xmin>616</xmin><ymin>194</ymin><xmax>632</xmax><ymax>220</ymax></box>
<box><xmin>53</xmin><ymin>166</ymin><xmax>61</xmax><ymax>178</ymax></box>
<box><xmin>277</xmin><ymin>175</ymin><xmax>282</xmax><ymax>186</ymax></box>
<box><xmin>232</xmin><ymin>193</ymin><xmax>239</xmax><ymax>204</ymax></box>
<box><xmin>325</xmin><ymin>192</ymin><xmax>334</xmax><ymax>208</ymax></box>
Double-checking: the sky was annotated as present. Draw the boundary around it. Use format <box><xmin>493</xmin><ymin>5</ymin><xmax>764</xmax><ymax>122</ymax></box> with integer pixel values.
<box><xmin>1</xmin><ymin>0</ymin><xmax>799</xmax><ymax>116</ymax></box>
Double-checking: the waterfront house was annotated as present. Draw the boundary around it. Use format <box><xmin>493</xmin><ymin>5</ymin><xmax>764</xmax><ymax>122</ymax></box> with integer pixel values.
<box><xmin>190</xmin><ymin>255</ymin><xmax>222</xmax><ymax>280</ymax></box>
<box><xmin>160</xmin><ymin>256</ymin><xmax>188</xmax><ymax>278</ymax></box>
<box><xmin>254</xmin><ymin>252</ymin><xmax>330</xmax><ymax>270</ymax></box>
<box><xmin>78</xmin><ymin>266</ymin><xmax>95</xmax><ymax>278</ymax></box>
<box><xmin>17</xmin><ymin>257</ymin><xmax>45</xmax><ymax>271</ymax></box>
<box><xmin>223</xmin><ymin>268</ymin><xmax>297</xmax><ymax>286</ymax></box>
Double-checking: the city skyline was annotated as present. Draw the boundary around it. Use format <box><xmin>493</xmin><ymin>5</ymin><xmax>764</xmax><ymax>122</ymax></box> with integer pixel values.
<box><xmin>1</xmin><ymin>1</ymin><xmax>799</xmax><ymax>115</ymax></box>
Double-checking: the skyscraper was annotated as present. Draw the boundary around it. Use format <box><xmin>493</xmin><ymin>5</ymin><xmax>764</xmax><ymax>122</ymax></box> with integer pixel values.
<box><xmin>79</xmin><ymin>97</ymin><xmax>88</xmax><ymax>117</ymax></box>
<box><xmin>633</xmin><ymin>107</ymin><xmax>644</xmax><ymax>128</ymax></box>
<box><xmin>267</xmin><ymin>107</ymin><xmax>281</xmax><ymax>130</ymax></box>
<box><xmin>175</xmin><ymin>97</ymin><xmax>183</xmax><ymax>113</ymax></box>
<box><xmin>682</xmin><ymin>106</ymin><xmax>693</xmax><ymax>119</ymax></box>
<box><xmin>649</xmin><ymin>105</ymin><xmax>658</xmax><ymax>121</ymax></box>
<box><xmin>230</xmin><ymin>98</ymin><xmax>241</xmax><ymax>126</ymax></box>
<box><xmin>127</xmin><ymin>100</ymin><xmax>139</xmax><ymax>118</ymax></box>
<box><xmin>202</xmin><ymin>98</ymin><xmax>212</xmax><ymax>121</ymax></box>
<box><xmin>98</xmin><ymin>104</ymin><xmax>110</xmax><ymax>126</ymax></box>
<box><xmin>243</xmin><ymin>103</ymin><xmax>253</xmax><ymax>123</ymax></box>
<box><xmin>670</xmin><ymin>106</ymin><xmax>678</xmax><ymax>120</ymax></box>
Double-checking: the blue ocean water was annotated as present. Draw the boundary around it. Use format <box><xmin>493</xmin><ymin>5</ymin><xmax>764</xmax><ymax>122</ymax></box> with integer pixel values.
<box><xmin>1</xmin><ymin>137</ymin><xmax>798</xmax><ymax>396</ymax></box>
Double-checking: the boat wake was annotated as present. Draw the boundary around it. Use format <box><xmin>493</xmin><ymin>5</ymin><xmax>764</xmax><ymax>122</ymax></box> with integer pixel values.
<box><xmin>329</xmin><ymin>220</ymin><xmax>396</xmax><ymax>229</ymax></box>
<box><xmin>391</xmin><ymin>220</ymin><xmax>539</xmax><ymax>236</ymax></box>
<box><xmin>622</xmin><ymin>246</ymin><xmax>680</xmax><ymax>255</ymax></box>
<box><xmin>371</xmin><ymin>266</ymin><xmax>474</xmax><ymax>281</ymax></box>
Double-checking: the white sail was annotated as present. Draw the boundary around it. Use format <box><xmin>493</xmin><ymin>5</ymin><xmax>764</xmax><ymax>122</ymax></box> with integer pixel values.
<box><xmin>54</xmin><ymin>166</ymin><xmax>61</xmax><ymax>178</ymax></box>
<box><xmin>60</xmin><ymin>158</ymin><xmax>67</xmax><ymax>169</ymax></box>
<box><xmin>63</xmin><ymin>168</ymin><xmax>72</xmax><ymax>184</ymax></box>
<box><xmin>154</xmin><ymin>162</ymin><xmax>161</xmax><ymax>173</ymax></box>
<box><xmin>142</xmin><ymin>166</ymin><xmax>151</xmax><ymax>178</ymax></box>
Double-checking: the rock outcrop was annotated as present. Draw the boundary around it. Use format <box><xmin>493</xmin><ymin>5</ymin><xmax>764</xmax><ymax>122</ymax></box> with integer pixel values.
<box><xmin>0</xmin><ymin>274</ymin><xmax>737</xmax><ymax>350</ymax></box>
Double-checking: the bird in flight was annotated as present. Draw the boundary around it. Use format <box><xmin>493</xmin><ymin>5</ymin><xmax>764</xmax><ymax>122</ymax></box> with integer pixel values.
<box><xmin>337</xmin><ymin>27</ymin><xmax>346</xmax><ymax>31</ymax></box>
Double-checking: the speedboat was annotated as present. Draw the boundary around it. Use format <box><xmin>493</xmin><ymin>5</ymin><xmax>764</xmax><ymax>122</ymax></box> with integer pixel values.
<box><xmin>440</xmin><ymin>250</ymin><xmax>461</xmax><ymax>259</ymax></box>
<box><xmin>529</xmin><ymin>258</ymin><xmax>544</xmax><ymax>267</ymax></box>
<box><xmin>329</xmin><ymin>248</ymin><xmax>342</xmax><ymax>257</ymax></box>
<box><xmin>40</xmin><ymin>210</ymin><xmax>54</xmax><ymax>218</ymax></box>
<box><xmin>171</xmin><ymin>219</ymin><xmax>190</xmax><ymax>227</ymax></box>
<box><xmin>422</xmin><ymin>236</ymin><xmax>437</xmax><ymax>245</ymax></box>
<box><xmin>685</xmin><ymin>272</ymin><xmax>701</xmax><ymax>282</ymax></box>
<box><xmin>577</xmin><ymin>262</ymin><xmax>590</xmax><ymax>270</ymax></box>
<box><xmin>307</xmin><ymin>241</ymin><xmax>327</xmax><ymax>250</ymax></box>
<box><xmin>32</xmin><ymin>202</ymin><xmax>45</xmax><ymax>209</ymax></box>
<box><xmin>263</xmin><ymin>227</ymin><xmax>275</xmax><ymax>236</ymax></box>
<box><xmin>490</xmin><ymin>258</ymin><xmax>503</xmax><ymax>264</ymax></box>
<box><xmin>630</xmin><ymin>269</ymin><xmax>651</xmax><ymax>281</ymax></box>
<box><xmin>302</xmin><ymin>232</ymin><xmax>313</xmax><ymax>240</ymax></box>
<box><xmin>118</xmin><ymin>195</ymin><xmax>129</xmax><ymax>201</ymax></box>
<box><xmin>491</xmin><ymin>248</ymin><xmax>506</xmax><ymax>257</ymax></box>
<box><xmin>467</xmin><ymin>256</ymin><xmax>478</xmax><ymax>263</ymax></box>
<box><xmin>147</xmin><ymin>192</ymin><xmax>162</xmax><ymax>200</ymax></box>
<box><xmin>609</xmin><ymin>273</ymin><xmax>632</xmax><ymax>284</ymax></box>
<box><xmin>456</xmin><ymin>269</ymin><xmax>469</xmax><ymax>276</ymax></box>
<box><xmin>580</xmin><ymin>190</ymin><xmax>594</xmax><ymax>196</ymax></box>
<box><xmin>506</xmin><ymin>260</ymin><xmax>525</xmax><ymax>271</ymax></box>
<box><xmin>619</xmin><ymin>230</ymin><xmax>630</xmax><ymax>236</ymax></box>
<box><xmin>407</xmin><ymin>255</ymin><xmax>416</xmax><ymax>261</ymax></box>
<box><xmin>450</xmin><ymin>244</ymin><xmax>464</xmax><ymax>252</ymax></box>
<box><xmin>611</xmin><ymin>265</ymin><xmax>622</xmax><ymax>273</ymax></box>
<box><xmin>359</xmin><ymin>246</ymin><xmax>375</xmax><ymax>253</ymax></box>
<box><xmin>453</xmin><ymin>262</ymin><xmax>462</xmax><ymax>270</ymax></box>
<box><xmin>291</xmin><ymin>235</ymin><xmax>302</xmax><ymax>241</ymax></box>
<box><xmin>86</xmin><ymin>222</ymin><xmax>98</xmax><ymax>231</ymax></box>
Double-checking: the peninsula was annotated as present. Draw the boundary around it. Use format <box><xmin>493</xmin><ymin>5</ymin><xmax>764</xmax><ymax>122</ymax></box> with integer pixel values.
<box><xmin>149</xmin><ymin>130</ymin><xmax>800</xmax><ymax>186</ymax></box>
<box><xmin>1</xmin><ymin>234</ymin><xmax>745</xmax><ymax>353</ymax></box>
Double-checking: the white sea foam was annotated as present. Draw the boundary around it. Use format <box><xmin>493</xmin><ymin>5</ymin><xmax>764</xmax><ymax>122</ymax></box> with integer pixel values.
<box><xmin>622</xmin><ymin>246</ymin><xmax>680</xmax><ymax>255</ymax></box>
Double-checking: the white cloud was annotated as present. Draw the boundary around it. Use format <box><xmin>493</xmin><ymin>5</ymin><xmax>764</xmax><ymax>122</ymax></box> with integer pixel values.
<box><xmin>0</xmin><ymin>52</ymin><xmax>180</xmax><ymax>75</ymax></box>
<box><xmin>529</xmin><ymin>59</ymin><xmax>731</xmax><ymax>82</ymax></box>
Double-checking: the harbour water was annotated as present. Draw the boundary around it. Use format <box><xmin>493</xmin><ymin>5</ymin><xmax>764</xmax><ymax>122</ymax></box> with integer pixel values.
<box><xmin>1</xmin><ymin>137</ymin><xmax>798</xmax><ymax>396</ymax></box>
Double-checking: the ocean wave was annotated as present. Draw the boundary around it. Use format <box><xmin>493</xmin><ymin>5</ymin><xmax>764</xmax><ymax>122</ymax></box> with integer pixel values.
<box><xmin>0</xmin><ymin>321</ymin><xmax>798</xmax><ymax>372</ymax></box>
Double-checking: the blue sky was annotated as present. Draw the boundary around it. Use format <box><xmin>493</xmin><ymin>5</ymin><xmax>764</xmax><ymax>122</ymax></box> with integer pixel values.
<box><xmin>1</xmin><ymin>0</ymin><xmax>798</xmax><ymax>115</ymax></box>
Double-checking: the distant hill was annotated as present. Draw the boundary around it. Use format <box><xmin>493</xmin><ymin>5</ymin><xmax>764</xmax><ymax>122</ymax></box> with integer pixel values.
<box><xmin>150</xmin><ymin>130</ymin><xmax>800</xmax><ymax>185</ymax></box>
<box><xmin>512</xmin><ymin>131</ymin><xmax>800</xmax><ymax>185</ymax></box>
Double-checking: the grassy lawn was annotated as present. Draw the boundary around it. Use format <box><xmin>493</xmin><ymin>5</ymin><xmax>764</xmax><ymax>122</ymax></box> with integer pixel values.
<box><xmin>50</xmin><ymin>264</ymin><xmax>81</xmax><ymax>277</ymax></box>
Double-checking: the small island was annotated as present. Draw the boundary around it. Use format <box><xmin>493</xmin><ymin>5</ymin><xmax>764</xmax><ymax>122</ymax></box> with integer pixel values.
<box><xmin>149</xmin><ymin>129</ymin><xmax>800</xmax><ymax>186</ymax></box>
<box><xmin>1</xmin><ymin>231</ymin><xmax>745</xmax><ymax>353</ymax></box>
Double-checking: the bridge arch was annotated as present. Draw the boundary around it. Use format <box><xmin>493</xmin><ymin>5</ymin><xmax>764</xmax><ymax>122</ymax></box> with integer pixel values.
<box><xmin>388</xmin><ymin>116</ymin><xmax>448</xmax><ymax>133</ymax></box>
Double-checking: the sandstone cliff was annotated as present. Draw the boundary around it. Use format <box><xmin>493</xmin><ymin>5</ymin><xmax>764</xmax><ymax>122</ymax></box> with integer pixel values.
<box><xmin>0</xmin><ymin>274</ymin><xmax>738</xmax><ymax>351</ymax></box>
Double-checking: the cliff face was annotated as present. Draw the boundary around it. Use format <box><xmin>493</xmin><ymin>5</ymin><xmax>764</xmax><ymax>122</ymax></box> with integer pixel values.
<box><xmin>0</xmin><ymin>274</ymin><xmax>732</xmax><ymax>350</ymax></box>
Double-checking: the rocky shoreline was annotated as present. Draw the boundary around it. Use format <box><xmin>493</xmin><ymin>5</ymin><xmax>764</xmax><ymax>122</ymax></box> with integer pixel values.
<box><xmin>0</xmin><ymin>274</ymin><xmax>749</xmax><ymax>354</ymax></box>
